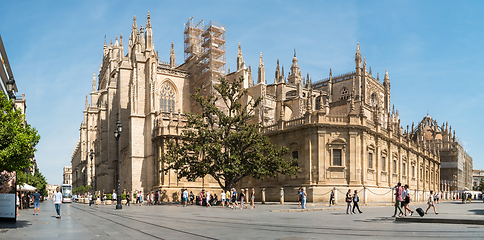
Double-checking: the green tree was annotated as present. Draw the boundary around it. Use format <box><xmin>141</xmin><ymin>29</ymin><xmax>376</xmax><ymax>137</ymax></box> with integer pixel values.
<box><xmin>162</xmin><ymin>77</ymin><xmax>299</xmax><ymax>191</ymax></box>
<box><xmin>479</xmin><ymin>179</ymin><xmax>484</xmax><ymax>191</ymax></box>
<box><xmin>30</xmin><ymin>171</ymin><xmax>48</xmax><ymax>196</ymax></box>
<box><xmin>0</xmin><ymin>94</ymin><xmax>40</xmax><ymax>172</ymax></box>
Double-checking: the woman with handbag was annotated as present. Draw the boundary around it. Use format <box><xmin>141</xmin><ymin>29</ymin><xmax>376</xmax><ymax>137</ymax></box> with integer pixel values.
<box><xmin>425</xmin><ymin>190</ymin><xmax>439</xmax><ymax>215</ymax></box>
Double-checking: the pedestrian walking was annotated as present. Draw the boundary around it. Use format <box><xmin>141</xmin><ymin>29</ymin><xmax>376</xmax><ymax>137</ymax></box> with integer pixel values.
<box><xmin>301</xmin><ymin>188</ymin><xmax>307</xmax><ymax>209</ymax></box>
<box><xmin>425</xmin><ymin>190</ymin><xmax>439</xmax><ymax>215</ymax></box>
<box><xmin>32</xmin><ymin>189</ymin><xmax>41</xmax><ymax>215</ymax></box>
<box><xmin>392</xmin><ymin>182</ymin><xmax>404</xmax><ymax>217</ymax></box>
<box><xmin>403</xmin><ymin>185</ymin><xmax>413</xmax><ymax>216</ymax></box>
<box><xmin>112</xmin><ymin>191</ymin><xmax>117</xmax><ymax>203</ymax></box>
<box><xmin>240</xmin><ymin>189</ymin><xmax>247</xmax><ymax>209</ymax></box>
<box><xmin>103</xmin><ymin>194</ymin><xmax>106</xmax><ymax>205</ymax></box>
<box><xmin>16</xmin><ymin>192</ymin><xmax>20</xmax><ymax>216</ymax></box>
<box><xmin>329</xmin><ymin>190</ymin><xmax>335</xmax><ymax>206</ymax></box>
<box><xmin>53</xmin><ymin>187</ymin><xmax>63</xmax><ymax>218</ymax></box>
<box><xmin>126</xmin><ymin>192</ymin><xmax>130</xmax><ymax>206</ymax></box>
<box><xmin>154</xmin><ymin>191</ymin><xmax>159</xmax><ymax>205</ymax></box>
<box><xmin>136</xmin><ymin>191</ymin><xmax>140</xmax><ymax>204</ymax></box>
<box><xmin>206</xmin><ymin>191</ymin><xmax>211</xmax><ymax>207</ymax></box>
<box><xmin>231</xmin><ymin>188</ymin><xmax>238</xmax><ymax>209</ymax></box>
<box><xmin>250</xmin><ymin>188</ymin><xmax>256</xmax><ymax>209</ymax></box>
<box><xmin>221</xmin><ymin>190</ymin><xmax>226</xmax><ymax>207</ymax></box>
<box><xmin>88</xmin><ymin>193</ymin><xmax>92</xmax><ymax>207</ymax></box>
<box><xmin>139</xmin><ymin>191</ymin><xmax>143</xmax><ymax>206</ymax></box>
<box><xmin>352</xmin><ymin>190</ymin><xmax>362</xmax><ymax>214</ymax></box>
<box><xmin>182</xmin><ymin>189</ymin><xmax>188</xmax><ymax>207</ymax></box>
<box><xmin>189</xmin><ymin>191</ymin><xmax>194</xmax><ymax>205</ymax></box>
<box><xmin>345</xmin><ymin>189</ymin><xmax>353</xmax><ymax>214</ymax></box>
<box><xmin>200</xmin><ymin>190</ymin><xmax>205</xmax><ymax>206</ymax></box>
<box><xmin>225</xmin><ymin>189</ymin><xmax>230</xmax><ymax>207</ymax></box>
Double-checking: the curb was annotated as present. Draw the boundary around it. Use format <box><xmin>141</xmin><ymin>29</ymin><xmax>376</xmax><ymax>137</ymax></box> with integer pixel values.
<box><xmin>271</xmin><ymin>207</ymin><xmax>343</xmax><ymax>212</ymax></box>
<box><xmin>395</xmin><ymin>217</ymin><xmax>484</xmax><ymax>225</ymax></box>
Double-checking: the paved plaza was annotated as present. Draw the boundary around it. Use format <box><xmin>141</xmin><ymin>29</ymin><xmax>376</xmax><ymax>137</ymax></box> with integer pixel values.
<box><xmin>1</xmin><ymin>200</ymin><xmax>484</xmax><ymax>239</ymax></box>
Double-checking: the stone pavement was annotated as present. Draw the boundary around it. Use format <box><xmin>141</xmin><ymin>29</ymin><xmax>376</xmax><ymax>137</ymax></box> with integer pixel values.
<box><xmin>1</xmin><ymin>200</ymin><xmax>484</xmax><ymax>239</ymax></box>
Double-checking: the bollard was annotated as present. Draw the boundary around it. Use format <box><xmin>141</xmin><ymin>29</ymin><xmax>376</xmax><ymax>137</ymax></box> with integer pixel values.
<box><xmin>280</xmin><ymin>188</ymin><xmax>284</xmax><ymax>205</ymax></box>
<box><xmin>363</xmin><ymin>187</ymin><xmax>367</xmax><ymax>203</ymax></box>
<box><xmin>262</xmin><ymin>188</ymin><xmax>266</xmax><ymax>204</ymax></box>
<box><xmin>246</xmin><ymin>188</ymin><xmax>249</xmax><ymax>204</ymax></box>
<box><xmin>392</xmin><ymin>188</ymin><xmax>395</xmax><ymax>203</ymax></box>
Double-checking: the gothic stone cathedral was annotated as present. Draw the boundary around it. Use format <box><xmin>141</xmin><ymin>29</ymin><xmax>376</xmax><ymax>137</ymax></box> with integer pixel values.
<box><xmin>71</xmin><ymin>13</ymin><xmax>443</xmax><ymax>203</ymax></box>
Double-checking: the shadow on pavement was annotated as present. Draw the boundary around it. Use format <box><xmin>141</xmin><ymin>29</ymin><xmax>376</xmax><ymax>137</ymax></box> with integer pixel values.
<box><xmin>355</xmin><ymin>217</ymin><xmax>395</xmax><ymax>223</ymax></box>
<box><xmin>468</xmin><ymin>209</ymin><xmax>484</xmax><ymax>215</ymax></box>
<box><xmin>0</xmin><ymin>220</ymin><xmax>31</xmax><ymax>229</ymax></box>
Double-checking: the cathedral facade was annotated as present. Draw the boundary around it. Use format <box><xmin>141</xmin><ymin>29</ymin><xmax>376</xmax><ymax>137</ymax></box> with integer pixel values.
<box><xmin>71</xmin><ymin>13</ymin><xmax>443</xmax><ymax>203</ymax></box>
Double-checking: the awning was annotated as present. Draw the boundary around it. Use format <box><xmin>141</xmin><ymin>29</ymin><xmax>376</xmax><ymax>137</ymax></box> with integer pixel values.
<box><xmin>17</xmin><ymin>183</ymin><xmax>37</xmax><ymax>192</ymax></box>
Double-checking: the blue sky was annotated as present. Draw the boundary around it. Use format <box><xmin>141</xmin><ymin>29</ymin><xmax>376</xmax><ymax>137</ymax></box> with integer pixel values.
<box><xmin>1</xmin><ymin>1</ymin><xmax>483</xmax><ymax>185</ymax></box>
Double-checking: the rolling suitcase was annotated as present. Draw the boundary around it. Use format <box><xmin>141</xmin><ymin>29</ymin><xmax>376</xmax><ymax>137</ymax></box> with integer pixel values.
<box><xmin>415</xmin><ymin>207</ymin><xmax>425</xmax><ymax>217</ymax></box>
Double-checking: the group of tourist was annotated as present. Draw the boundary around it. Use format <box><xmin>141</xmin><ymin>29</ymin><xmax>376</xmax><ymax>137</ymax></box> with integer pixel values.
<box><xmin>393</xmin><ymin>182</ymin><xmax>438</xmax><ymax>217</ymax></box>
<box><xmin>181</xmin><ymin>188</ymin><xmax>256</xmax><ymax>209</ymax></box>
<box><xmin>344</xmin><ymin>189</ymin><xmax>362</xmax><ymax>214</ymax></box>
<box><xmin>297</xmin><ymin>188</ymin><xmax>308</xmax><ymax>209</ymax></box>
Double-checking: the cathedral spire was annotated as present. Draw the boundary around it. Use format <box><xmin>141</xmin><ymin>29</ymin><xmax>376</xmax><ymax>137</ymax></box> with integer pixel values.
<box><xmin>85</xmin><ymin>95</ymin><xmax>88</xmax><ymax>110</ymax></box>
<box><xmin>146</xmin><ymin>11</ymin><xmax>151</xmax><ymax>28</ymax></box>
<box><xmin>248</xmin><ymin>64</ymin><xmax>254</xmax><ymax>87</ymax></box>
<box><xmin>306</xmin><ymin>73</ymin><xmax>310</xmax><ymax>88</ymax></box>
<box><xmin>170</xmin><ymin>42</ymin><xmax>176</xmax><ymax>68</ymax></box>
<box><xmin>92</xmin><ymin>72</ymin><xmax>96</xmax><ymax>92</ymax></box>
<box><xmin>281</xmin><ymin>65</ymin><xmax>284</xmax><ymax>83</ymax></box>
<box><xmin>355</xmin><ymin>42</ymin><xmax>362</xmax><ymax>69</ymax></box>
<box><xmin>274</xmin><ymin>59</ymin><xmax>280</xmax><ymax>83</ymax></box>
<box><xmin>237</xmin><ymin>43</ymin><xmax>244</xmax><ymax>71</ymax></box>
<box><xmin>289</xmin><ymin>48</ymin><xmax>301</xmax><ymax>84</ymax></box>
<box><xmin>132</xmin><ymin>15</ymin><xmax>137</xmax><ymax>30</ymax></box>
<box><xmin>145</xmin><ymin>12</ymin><xmax>153</xmax><ymax>50</ymax></box>
<box><xmin>384</xmin><ymin>69</ymin><xmax>389</xmax><ymax>82</ymax></box>
<box><xmin>258</xmin><ymin>52</ymin><xmax>265</xmax><ymax>84</ymax></box>
<box><xmin>327</xmin><ymin>68</ymin><xmax>333</xmax><ymax>100</ymax></box>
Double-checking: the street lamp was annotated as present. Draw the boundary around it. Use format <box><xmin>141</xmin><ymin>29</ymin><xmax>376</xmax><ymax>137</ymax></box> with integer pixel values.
<box><xmin>6</xmin><ymin>77</ymin><xmax>16</xmax><ymax>100</ymax></box>
<box><xmin>114</xmin><ymin>120</ymin><xmax>122</xmax><ymax>210</ymax></box>
<box><xmin>89</xmin><ymin>149</ymin><xmax>95</xmax><ymax>201</ymax></box>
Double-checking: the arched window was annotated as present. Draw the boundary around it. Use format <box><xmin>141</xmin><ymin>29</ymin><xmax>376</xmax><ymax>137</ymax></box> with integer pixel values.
<box><xmin>160</xmin><ymin>82</ymin><xmax>176</xmax><ymax>112</ymax></box>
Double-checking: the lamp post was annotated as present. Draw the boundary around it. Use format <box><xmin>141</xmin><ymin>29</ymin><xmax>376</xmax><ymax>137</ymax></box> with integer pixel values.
<box><xmin>6</xmin><ymin>77</ymin><xmax>16</xmax><ymax>100</ymax></box>
<box><xmin>114</xmin><ymin>120</ymin><xmax>122</xmax><ymax>210</ymax></box>
<box><xmin>89</xmin><ymin>149</ymin><xmax>95</xmax><ymax>201</ymax></box>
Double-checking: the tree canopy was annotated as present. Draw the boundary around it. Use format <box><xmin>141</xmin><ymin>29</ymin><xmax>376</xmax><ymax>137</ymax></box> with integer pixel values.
<box><xmin>162</xmin><ymin>77</ymin><xmax>298</xmax><ymax>191</ymax></box>
<box><xmin>0</xmin><ymin>94</ymin><xmax>40</xmax><ymax>172</ymax></box>
<box><xmin>17</xmin><ymin>170</ymin><xmax>48</xmax><ymax>196</ymax></box>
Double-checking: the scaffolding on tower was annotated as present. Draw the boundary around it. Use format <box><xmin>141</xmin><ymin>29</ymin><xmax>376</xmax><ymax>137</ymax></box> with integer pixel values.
<box><xmin>184</xmin><ymin>17</ymin><xmax>203</xmax><ymax>62</ymax></box>
<box><xmin>197</xmin><ymin>20</ymin><xmax>226</xmax><ymax>96</ymax></box>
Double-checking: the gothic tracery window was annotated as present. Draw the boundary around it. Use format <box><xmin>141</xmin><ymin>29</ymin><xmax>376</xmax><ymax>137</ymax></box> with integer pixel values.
<box><xmin>160</xmin><ymin>82</ymin><xmax>176</xmax><ymax>112</ymax></box>
<box><xmin>340</xmin><ymin>88</ymin><xmax>349</xmax><ymax>100</ymax></box>
<box><xmin>370</xmin><ymin>93</ymin><xmax>378</xmax><ymax>106</ymax></box>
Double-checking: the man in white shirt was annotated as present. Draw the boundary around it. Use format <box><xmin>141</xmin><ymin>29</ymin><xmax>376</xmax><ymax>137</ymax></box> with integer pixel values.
<box><xmin>53</xmin><ymin>187</ymin><xmax>63</xmax><ymax>218</ymax></box>
<box><xmin>112</xmin><ymin>192</ymin><xmax>117</xmax><ymax>202</ymax></box>
<box><xmin>182</xmin><ymin>189</ymin><xmax>188</xmax><ymax>207</ymax></box>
